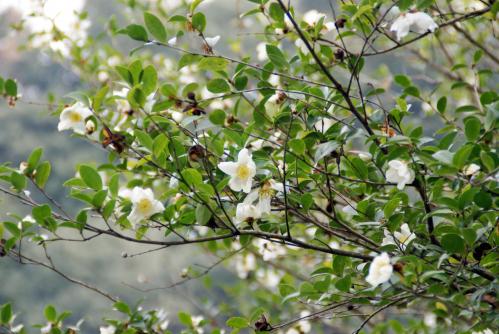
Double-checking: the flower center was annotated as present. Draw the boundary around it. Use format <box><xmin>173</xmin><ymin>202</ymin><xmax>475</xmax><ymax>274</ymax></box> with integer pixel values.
<box><xmin>236</xmin><ymin>165</ymin><xmax>250</xmax><ymax>179</ymax></box>
<box><xmin>137</xmin><ymin>198</ymin><xmax>152</xmax><ymax>213</ymax></box>
<box><xmin>398</xmin><ymin>234</ymin><xmax>409</xmax><ymax>244</ymax></box>
<box><xmin>69</xmin><ymin>111</ymin><xmax>83</xmax><ymax>123</ymax></box>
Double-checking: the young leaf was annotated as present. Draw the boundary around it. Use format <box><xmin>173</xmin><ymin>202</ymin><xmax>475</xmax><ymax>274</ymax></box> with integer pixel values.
<box><xmin>79</xmin><ymin>165</ymin><xmax>103</xmax><ymax>191</ymax></box>
<box><xmin>144</xmin><ymin>12</ymin><xmax>167</xmax><ymax>42</ymax></box>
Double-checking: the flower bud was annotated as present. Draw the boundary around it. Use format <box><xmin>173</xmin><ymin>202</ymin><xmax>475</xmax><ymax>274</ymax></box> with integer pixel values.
<box><xmin>86</xmin><ymin>120</ymin><xmax>96</xmax><ymax>135</ymax></box>
<box><xmin>19</xmin><ymin>161</ymin><xmax>29</xmax><ymax>174</ymax></box>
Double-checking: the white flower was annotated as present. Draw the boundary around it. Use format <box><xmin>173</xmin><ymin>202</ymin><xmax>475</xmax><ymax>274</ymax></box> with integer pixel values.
<box><xmin>205</xmin><ymin>35</ymin><xmax>220</xmax><ymax>47</ymax></box>
<box><xmin>256</xmin><ymin>42</ymin><xmax>268</xmax><ymax>61</ymax></box>
<box><xmin>114</xmin><ymin>88</ymin><xmax>132</xmax><ymax>114</ymax></box>
<box><xmin>127</xmin><ymin>187</ymin><xmax>165</xmax><ymax>226</ymax></box>
<box><xmin>167</xmin><ymin>36</ymin><xmax>177</xmax><ymax>46</ymax></box>
<box><xmin>382</xmin><ymin>223</ymin><xmax>415</xmax><ymax>250</ymax></box>
<box><xmin>366</xmin><ymin>252</ymin><xmax>393</xmax><ymax>287</ymax></box>
<box><xmin>424</xmin><ymin>313</ymin><xmax>437</xmax><ymax>328</ymax></box>
<box><xmin>243</xmin><ymin>179</ymin><xmax>284</xmax><ymax>214</ymax></box>
<box><xmin>410</xmin><ymin>12</ymin><xmax>438</xmax><ymax>33</ymax></box>
<box><xmin>253</xmin><ymin>239</ymin><xmax>286</xmax><ymax>261</ymax></box>
<box><xmin>170</xmin><ymin>111</ymin><xmax>184</xmax><ymax>123</ymax></box>
<box><xmin>286</xmin><ymin>311</ymin><xmax>311</xmax><ymax>334</ymax></box>
<box><xmin>57</xmin><ymin>102</ymin><xmax>92</xmax><ymax>134</ymax></box>
<box><xmin>255</xmin><ymin>268</ymin><xmax>282</xmax><ymax>288</ymax></box>
<box><xmin>235</xmin><ymin>253</ymin><xmax>256</xmax><ymax>278</ymax></box>
<box><xmin>98</xmin><ymin>71</ymin><xmax>109</xmax><ymax>82</ymax></box>
<box><xmin>235</xmin><ymin>202</ymin><xmax>261</xmax><ymax>225</ymax></box>
<box><xmin>313</xmin><ymin>117</ymin><xmax>335</xmax><ymax>133</ymax></box>
<box><xmin>384</xmin><ymin>6</ymin><xmax>401</xmax><ymax>21</ymax></box>
<box><xmin>303</xmin><ymin>10</ymin><xmax>326</xmax><ymax>26</ymax></box>
<box><xmin>41</xmin><ymin>323</ymin><xmax>52</xmax><ymax>334</ymax></box>
<box><xmin>463</xmin><ymin>163</ymin><xmax>480</xmax><ymax>176</ymax></box>
<box><xmin>472</xmin><ymin>330</ymin><xmax>494</xmax><ymax>334</ymax></box>
<box><xmin>100</xmin><ymin>325</ymin><xmax>116</xmax><ymax>334</ymax></box>
<box><xmin>390</xmin><ymin>11</ymin><xmax>437</xmax><ymax>41</ymax></box>
<box><xmin>295</xmin><ymin>38</ymin><xmax>309</xmax><ymax>54</ymax></box>
<box><xmin>386</xmin><ymin>159</ymin><xmax>415</xmax><ymax>190</ymax></box>
<box><xmin>218</xmin><ymin>148</ymin><xmax>256</xmax><ymax>193</ymax></box>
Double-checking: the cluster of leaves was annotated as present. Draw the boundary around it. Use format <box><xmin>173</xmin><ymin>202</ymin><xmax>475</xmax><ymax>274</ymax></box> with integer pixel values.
<box><xmin>0</xmin><ymin>0</ymin><xmax>498</xmax><ymax>333</ymax></box>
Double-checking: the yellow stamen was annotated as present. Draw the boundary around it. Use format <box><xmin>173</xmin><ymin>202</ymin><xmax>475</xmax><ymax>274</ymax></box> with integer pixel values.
<box><xmin>69</xmin><ymin>111</ymin><xmax>82</xmax><ymax>123</ymax></box>
<box><xmin>137</xmin><ymin>198</ymin><xmax>152</xmax><ymax>213</ymax></box>
<box><xmin>236</xmin><ymin>165</ymin><xmax>250</xmax><ymax>179</ymax></box>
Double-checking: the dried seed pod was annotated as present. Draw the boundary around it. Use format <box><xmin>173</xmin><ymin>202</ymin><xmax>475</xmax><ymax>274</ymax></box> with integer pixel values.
<box><xmin>335</xmin><ymin>18</ymin><xmax>347</xmax><ymax>28</ymax></box>
<box><xmin>188</xmin><ymin>145</ymin><xmax>205</xmax><ymax>162</ymax></box>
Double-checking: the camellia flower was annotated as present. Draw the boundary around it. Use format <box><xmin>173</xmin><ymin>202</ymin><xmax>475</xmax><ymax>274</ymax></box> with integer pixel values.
<box><xmin>57</xmin><ymin>102</ymin><xmax>92</xmax><ymax>134</ymax></box>
<box><xmin>303</xmin><ymin>10</ymin><xmax>335</xmax><ymax>32</ymax></box>
<box><xmin>205</xmin><ymin>35</ymin><xmax>220</xmax><ymax>47</ymax></box>
<box><xmin>167</xmin><ymin>36</ymin><xmax>177</xmax><ymax>46</ymax></box>
<box><xmin>382</xmin><ymin>223</ymin><xmax>416</xmax><ymax>250</ymax></box>
<box><xmin>463</xmin><ymin>163</ymin><xmax>480</xmax><ymax>176</ymax></box>
<box><xmin>235</xmin><ymin>253</ymin><xmax>256</xmax><ymax>279</ymax></box>
<box><xmin>390</xmin><ymin>11</ymin><xmax>438</xmax><ymax>41</ymax></box>
<box><xmin>235</xmin><ymin>202</ymin><xmax>261</xmax><ymax>225</ymax></box>
<box><xmin>286</xmin><ymin>311</ymin><xmax>311</xmax><ymax>334</ymax></box>
<box><xmin>218</xmin><ymin>148</ymin><xmax>256</xmax><ymax>193</ymax></box>
<box><xmin>366</xmin><ymin>252</ymin><xmax>393</xmax><ymax>287</ymax></box>
<box><xmin>100</xmin><ymin>325</ymin><xmax>116</xmax><ymax>334</ymax></box>
<box><xmin>256</xmin><ymin>42</ymin><xmax>268</xmax><ymax>61</ymax></box>
<box><xmin>386</xmin><ymin>159</ymin><xmax>415</xmax><ymax>190</ymax></box>
<box><xmin>253</xmin><ymin>239</ymin><xmax>286</xmax><ymax>261</ymax></box>
<box><xmin>243</xmin><ymin>179</ymin><xmax>284</xmax><ymax>214</ymax></box>
<box><xmin>127</xmin><ymin>187</ymin><xmax>165</xmax><ymax>226</ymax></box>
<box><xmin>471</xmin><ymin>329</ymin><xmax>494</xmax><ymax>334</ymax></box>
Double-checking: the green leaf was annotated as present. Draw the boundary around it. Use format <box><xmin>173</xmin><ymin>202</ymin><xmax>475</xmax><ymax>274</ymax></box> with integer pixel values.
<box><xmin>441</xmin><ymin>234</ymin><xmax>465</xmax><ymax>254</ymax></box>
<box><xmin>333</xmin><ymin>255</ymin><xmax>349</xmax><ymax>276</ymax></box>
<box><xmin>198</xmin><ymin>58</ymin><xmax>228</xmax><ymax>71</ymax></box>
<box><xmin>44</xmin><ymin>305</ymin><xmax>57</xmax><ymax>322</ymax></box>
<box><xmin>182</xmin><ymin>168</ymin><xmax>203</xmax><ymax>187</ymax></box>
<box><xmin>226</xmin><ymin>317</ymin><xmax>249</xmax><ymax>329</ymax></box>
<box><xmin>35</xmin><ymin>161</ymin><xmax>51</xmax><ymax>188</ymax></box>
<box><xmin>195</xmin><ymin>204</ymin><xmax>212</xmax><ymax>225</ymax></box>
<box><xmin>128</xmin><ymin>86</ymin><xmax>146</xmax><ymax>107</ymax></box>
<box><xmin>394</xmin><ymin>75</ymin><xmax>411</xmax><ymax>87</ymax></box>
<box><xmin>79</xmin><ymin>165</ymin><xmax>103</xmax><ymax>191</ymax></box>
<box><xmin>4</xmin><ymin>79</ymin><xmax>17</xmax><ymax>96</ymax></box>
<box><xmin>437</xmin><ymin>96</ymin><xmax>447</xmax><ymax>113</ymax></box>
<box><xmin>335</xmin><ymin>275</ymin><xmax>351</xmax><ymax>292</ymax></box>
<box><xmin>93</xmin><ymin>86</ymin><xmax>109</xmax><ymax>111</ymax></box>
<box><xmin>209</xmin><ymin>109</ymin><xmax>226</xmax><ymax>125</ymax></box>
<box><xmin>144</xmin><ymin>12</ymin><xmax>167</xmax><ymax>42</ymax></box>
<box><xmin>27</xmin><ymin>147</ymin><xmax>43</xmax><ymax>169</ymax></box>
<box><xmin>266</xmin><ymin>44</ymin><xmax>289</xmax><ymax>69</ymax></box>
<box><xmin>142</xmin><ymin>65</ymin><xmax>158</xmax><ymax>96</ymax></box>
<box><xmin>191</xmin><ymin>12</ymin><xmax>206</xmax><ymax>32</ymax></box>
<box><xmin>113</xmin><ymin>301</ymin><xmax>131</xmax><ymax>315</ymax></box>
<box><xmin>452</xmin><ymin>144</ymin><xmax>473</xmax><ymax>169</ymax></box>
<box><xmin>207</xmin><ymin>78</ymin><xmax>230</xmax><ymax>93</ymax></box>
<box><xmin>1</xmin><ymin>303</ymin><xmax>12</xmax><ymax>324</ymax></box>
<box><xmin>314</xmin><ymin>141</ymin><xmax>339</xmax><ymax>163</ymax></box>
<box><xmin>464</xmin><ymin>117</ymin><xmax>481</xmax><ymax>141</ymax></box>
<box><xmin>32</xmin><ymin>204</ymin><xmax>52</xmax><ymax>221</ymax></box>
<box><xmin>121</xmin><ymin>24</ymin><xmax>149</xmax><ymax>42</ymax></box>
<box><xmin>178</xmin><ymin>312</ymin><xmax>192</xmax><ymax>326</ymax></box>
<box><xmin>153</xmin><ymin>133</ymin><xmax>169</xmax><ymax>159</ymax></box>
<box><xmin>10</xmin><ymin>172</ymin><xmax>26</xmax><ymax>191</ymax></box>
<box><xmin>135</xmin><ymin>130</ymin><xmax>153</xmax><ymax>151</ymax></box>
<box><xmin>474</xmin><ymin>191</ymin><xmax>492</xmax><ymax>209</ymax></box>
